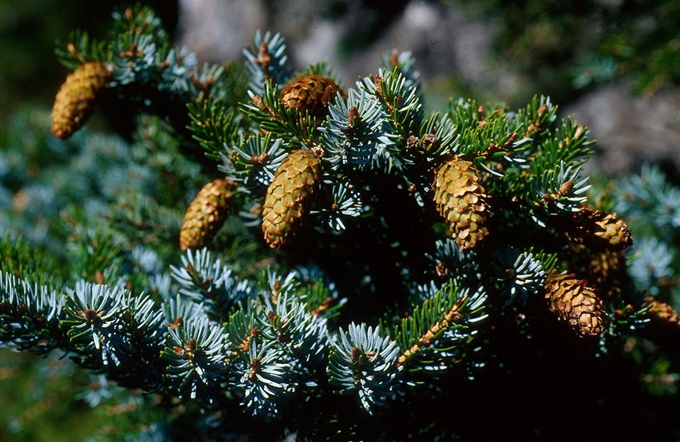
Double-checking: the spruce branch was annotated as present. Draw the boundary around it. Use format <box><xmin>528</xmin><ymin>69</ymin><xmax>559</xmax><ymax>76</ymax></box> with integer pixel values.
<box><xmin>55</xmin><ymin>30</ymin><xmax>110</xmax><ymax>69</ymax></box>
<box><xmin>157</xmin><ymin>46</ymin><xmax>199</xmax><ymax>98</ymax></box>
<box><xmin>381</xmin><ymin>50</ymin><xmax>421</xmax><ymax>96</ymax></box>
<box><xmin>490</xmin><ymin>247</ymin><xmax>554</xmax><ymax>306</ymax></box>
<box><xmin>628</xmin><ymin>237</ymin><xmax>675</xmax><ymax>297</ymax></box>
<box><xmin>257</xmin><ymin>267</ymin><xmax>301</xmax><ymax>308</ymax></box>
<box><xmin>187</xmin><ymin>95</ymin><xmax>242</xmax><ymax>160</ymax></box>
<box><xmin>319</xmin><ymin>85</ymin><xmax>394</xmax><ymax>170</ymax></box>
<box><xmin>220</xmin><ymin>133</ymin><xmax>288</xmax><ymax>188</ymax></box>
<box><xmin>65</xmin><ymin>226</ymin><xmax>127</xmax><ymax>285</ymax></box>
<box><xmin>61</xmin><ymin>281</ymin><xmax>132</xmax><ymax>367</ymax></box>
<box><xmin>615</xmin><ymin>164</ymin><xmax>680</xmax><ymax>233</ymax></box>
<box><xmin>6</xmin><ymin>6</ymin><xmax>680</xmax><ymax>438</ymax></box>
<box><xmin>109</xmin><ymin>290</ymin><xmax>166</xmax><ymax>389</ymax></box>
<box><xmin>425</xmin><ymin>238</ymin><xmax>480</xmax><ymax>284</ymax></box>
<box><xmin>361</xmin><ymin>70</ymin><xmax>423</xmax><ymax>172</ymax></box>
<box><xmin>512</xmin><ymin>95</ymin><xmax>558</xmax><ymax>141</ymax></box>
<box><xmin>529</xmin><ymin>116</ymin><xmax>594</xmax><ymax>172</ymax></box>
<box><xmin>243</xmin><ymin>31</ymin><xmax>290</xmax><ymax>96</ymax></box>
<box><xmin>310</xmin><ymin>178</ymin><xmax>363</xmax><ymax>231</ymax></box>
<box><xmin>448</xmin><ymin>98</ymin><xmax>512</xmax><ymax>157</ymax></box>
<box><xmin>170</xmin><ymin>248</ymin><xmax>253</xmax><ymax>320</ymax></box>
<box><xmin>532</xmin><ymin>161</ymin><xmax>591</xmax><ymax>218</ymax></box>
<box><xmin>293</xmin><ymin>265</ymin><xmax>347</xmax><ymax>319</ymax></box>
<box><xmin>412</xmin><ymin>111</ymin><xmax>459</xmax><ymax>160</ymax></box>
<box><xmin>328</xmin><ymin>323</ymin><xmax>402</xmax><ymax>414</ymax></box>
<box><xmin>110</xmin><ymin>31</ymin><xmax>159</xmax><ymax>87</ymax></box>
<box><xmin>163</xmin><ymin>293</ymin><xmax>206</xmax><ymax>331</ymax></box>
<box><xmin>106</xmin><ymin>191</ymin><xmax>184</xmax><ymax>246</ymax></box>
<box><xmin>223</xmin><ymin>304</ymin><xmax>305</xmax><ymax>418</ymax></box>
<box><xmin>231</xmin><ymin>338</ymin><xmax>295</xmax><ymax>418</ymax></box>
<box><xmin>0</xmin><ymin>236</ymin><xmax>68</xmax><ymax>290</ymax></box>
<box><xmin>604</xmin><ymin>287</ymin><xmax>650</xmax><ymax>337</ymax></box>
<box><xmin>50</xmin><ymin>4</ymin><xmax>229</xmax><ymax>144</ymax></box>
<box><xmin>299</xmin><ymin>61</ymin><xmax>343</xmax><ymax>85</ymax></box>
<box><xmin>396</xmin><ymin>281</ymin><xmax>487</xmax><ymax>370</ymax></box>
<box><xmin>0</xmin><ymin>272</ymin><xmax>65</xmax><ymax>353</ymax></box>
<box><xmin>110</xmin><ymin>4</ymin><xmax>168</xmax><ymax>43</ymax></box>
<box><xmin>259</xmin><ymin>291</ymin><xmax>330</xmax><ymax>368</ymax></box>
<box><xmin>161</xmin><ymin>316</ymin><xmax>228</xmax><ymax>404</ymax></box>
<box><xmin>243</xmin><ymin>79</ymin><xmax>318</xmax><ymax>146</ymax></box>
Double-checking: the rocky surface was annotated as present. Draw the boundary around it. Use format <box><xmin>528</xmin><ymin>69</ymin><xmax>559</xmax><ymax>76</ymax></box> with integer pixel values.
<box><xmin>565</xmin><ymin>83</ymin><xmax>680</xmax><ymax>176</ymax></box>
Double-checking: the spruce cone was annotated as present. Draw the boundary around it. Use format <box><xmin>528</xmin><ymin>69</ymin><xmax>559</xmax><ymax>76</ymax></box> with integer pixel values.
<box><xmin>179</xmin><ymin>179</ymin><xmax>238</xmax><ymax>251</ymax></box>
<box><xmin>262</xmin><ymin>149</ymin><xmax>322</xmax><ymax>248</ymax></box>
<box><xmin>51</xmin><ymin>62</ymin><xmax>111</xmax><ymax>140</ymax></box>
<box><xmin>645</xmin><ymin>297</ymin><xmax>680</xmax><ymax>328</ymax></box>
<box><xmin>433</xmin><ymin>156</ymin><xmax>489</xmax><ymax>250</ymax></box>
<box><xmin>640</xmin><ymin>296</ymin><xmax>680</xmax><ymax>346</ymax></box>
<box><xmin>566</xmin><ymin>206</ymin><xmax>633</xmax><ymax>251</ymax></box>
<box><xmin>280</xmin><ymin>74</ymin><xmax>344</xmax><ymax>122</ymax></box>
<box><xmin>545</xmin><ymin>271</ymin><xmax>605</xmax><ymax>337</ymax></box>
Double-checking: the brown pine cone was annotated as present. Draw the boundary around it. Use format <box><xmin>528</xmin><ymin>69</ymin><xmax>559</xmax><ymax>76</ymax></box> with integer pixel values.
<box><xmin>179</xmin><ymin>179</ymin><xmax>238</xmax><ymax>251</ymax></box>
<box><xmin>50</xmin><ymin>62</ymin><xmax>111</xmax><ymax>140</ymax></box>
<box><xmin>566</xmin><ymin>206</ymin><xmax>633</xmax><ymax>252</ymax></box>
<box><xmin>261</xmin><ymin>149</ymin><xmax>322</xmax><ymax>248</ymax></box>
<box><xmin>280</xmin><ymin>74</ymin><xmax>344</xmax><ymax>122</ymax></box>
<box><xmin>432</xmin><ymin>156</ymin><xmax>489</xmax><ymax>250</ymax></box>
<box><xmin>544</xmin><ymin>271</ymin><xmax>605</xmax><ymax>337</ymax></box>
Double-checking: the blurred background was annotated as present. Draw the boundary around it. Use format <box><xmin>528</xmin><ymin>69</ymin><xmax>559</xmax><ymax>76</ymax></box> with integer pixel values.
<box><xmin>0</xmin><ymin>0</ymin><xmax>679</xmax><ymax>440</ymax></box>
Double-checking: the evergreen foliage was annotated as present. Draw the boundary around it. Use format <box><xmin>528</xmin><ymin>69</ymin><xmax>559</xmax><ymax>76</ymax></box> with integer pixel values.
<box><xmin>2</xmin><ymin>5</ymin><xmax>680</xmax><ymax>440</ymax></box>
<box><xmin>459</xmin><ymin>0</ymin><xmax>680</xmax><ymax>98</ymax></box>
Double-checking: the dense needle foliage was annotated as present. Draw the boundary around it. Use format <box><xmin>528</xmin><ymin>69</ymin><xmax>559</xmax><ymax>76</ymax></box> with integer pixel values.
<box><xmin>1</xmin><ymin>5</ymin><xmax>679</xmax><ymax>441</ymax></box>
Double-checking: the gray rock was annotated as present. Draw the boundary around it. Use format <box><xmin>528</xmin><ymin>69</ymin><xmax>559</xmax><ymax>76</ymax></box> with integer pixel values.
<box><xmin>176</xmin><ymin>0</ymin><xmax>267</xmax><ymax>62</ymax></box>
<box><xmin>565</xmin><ymin>83</ymin><xmax>680</xmax><ymax>176</ymax></box>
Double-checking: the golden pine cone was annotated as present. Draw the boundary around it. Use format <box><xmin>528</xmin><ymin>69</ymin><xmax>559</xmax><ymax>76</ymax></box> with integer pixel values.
<box><xmin>280</xmin><ymin>75</ymin><xmax>344</xmax><ymax>122</ymax></box>
<box><xmin>566</xmin><ymin>206</ymin><xmax>633</xmax><ymax>251</ymax></box>
<box><xmin>179</xmin><ymin>179</ymin><xmax>238</xmax><ymax>251</ymax></box>
<box><xmin>544</xmin><ymin>271</ymin><xmax>605</xmax><ymax>337</ymax></box>
<box><xmin>50</xmin><ymin>62</ymin><xmax>111</xmax><ymax>140</ymax></box>
<box><xmin>262</xmin><ymin>149</ymin><xmax>322</xmax><ymax>248</ymax></box>
<box><xmin>432</xmin><ymin>156</ymin><xmax>489</xmax><ymax>250</ymax></box>
<box><xmin>645</xmin><ymin>297</ymin><xmax>680</xmax><ymax>328</ymax></box>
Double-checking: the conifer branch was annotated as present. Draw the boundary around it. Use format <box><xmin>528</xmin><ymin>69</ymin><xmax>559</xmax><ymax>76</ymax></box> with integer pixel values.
<box><xmin>3</xmin><ymin>5</ymin><xmax>679</xmax><ymax>439</ymax></box>
<box><xmin>396</xmin><ymin>282</ymin><xmax>487</xmax><ymax>368</ymax></box>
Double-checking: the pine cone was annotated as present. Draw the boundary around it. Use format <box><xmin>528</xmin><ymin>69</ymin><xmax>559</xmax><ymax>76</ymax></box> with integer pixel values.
<box><xmin>639</xmin><ymin>296</ymin><xmax>680</xmax><ymax>346</ymax></box>
<box><xmin>179</xmin><ymin>179</ymin><xmax>238</xmax><ymax>251</ymax></box>
<box><xmin>566</xmin><ymin>206</ymin><xmax>633</xmax><ymax>251</ymax></box>
<box><xmin>432</xmin><ymin>156</ymin><xmax>489</xmax><ymax>250</ymax></box>
<box><xmin>280</xmin><ymin>75</ymin><xmax>344</xmax><ymax>122</ymax></box>
<box><xmin>262</xmin><ymin>149</ymin><xmax>322</xmax><ymax>248</ymax></box>
<box><xmin>645</xmin><ymin>297</ymin><xmax>680</xmax><ymax>328</ymax></box>
<box><xmin>50</xmin><ymin>62</ymin><xmax>111</xmax><ymax>140</ymax></box>
<box><xmin>544</xmin><ymin>271</ymin><xmax>605</xmax><ymax>337</ymax></box>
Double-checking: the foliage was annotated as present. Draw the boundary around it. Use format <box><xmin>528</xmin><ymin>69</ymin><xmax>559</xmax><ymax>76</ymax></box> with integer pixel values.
<box><xmin>460</xmin><ymin>0</ymin><xmax>680</xmax><ymax>98</ymax></box>
<box><xmin>2</xmin><ymin>5</ymin><xmax>680</xmax><ymax>441</ymax></box>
